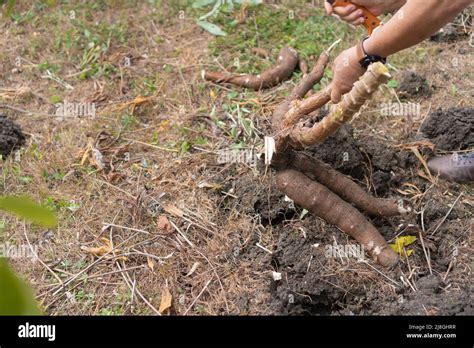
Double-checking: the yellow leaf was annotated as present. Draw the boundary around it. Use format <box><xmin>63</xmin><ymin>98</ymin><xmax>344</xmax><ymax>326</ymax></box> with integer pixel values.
<box><xmin>159</xmin><ymin>286</ymin><xmax>172</xmax><ymax>314</ymax></box>
<box><xmin>209</xmin><ymin>89</ymin><xmax>217</xmax><ymax>101</ymax></box>
<box><xmin>79</xmin><ymin>138</ymin><xmax>105</xmax><ymax>170</ymax></box>
<box><xmin>389</xmin><ymin>235</ymin><xmax>417</xmax><ymax>256</ymax></box>
<box><xmin>81</xmin><ymin>237</ymin><xmax>127</xmax><ymax>260</ymax></box>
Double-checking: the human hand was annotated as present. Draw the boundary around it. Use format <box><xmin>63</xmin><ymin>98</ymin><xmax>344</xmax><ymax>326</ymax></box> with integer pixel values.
<box><xmin>329</xmin><ymin>45</ymin><xmax>366</xmax><ymax>103</ymax></box>
<box><xmin>324</xmin><ymin>0</ymin><xmax>405</xmax><ymax>26</ymax></box>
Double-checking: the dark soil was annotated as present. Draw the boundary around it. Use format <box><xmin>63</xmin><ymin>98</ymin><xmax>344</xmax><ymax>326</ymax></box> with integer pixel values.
<box><xmin>227</xmin><ymin>114</ymin><xmax>470</xmax><ymax>316</ymax></box>
<box><xmin>430</xmin><ymin>23</ymin><xmax>465</xmax><ymax>43</ymax></box>
<box><xmin>396</xmin><ymin>70</ymin><xmax>432</xmax><ymax>99</ymax></box>
<box><xmin>0</xmin><ymin>116</ymin><xmax>26</xmax><ymax>158</ymax></box>
<box><xmin>267</xmin><ymin>206</ymin><xmax>471</xmax><ymax>316</ymax></box>
<box><xmin>420</xmin><ymin>107</ymin><xmax>474</xmax><ymax>151</ymax></box>
<box><xmin>307</xmin><ymin>124</ymin><xmax>416</xmax><ymax>196</ymax></box>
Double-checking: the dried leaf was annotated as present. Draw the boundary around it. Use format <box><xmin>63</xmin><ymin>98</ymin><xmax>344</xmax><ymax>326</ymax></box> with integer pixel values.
<box><xmin>157</xmin><ymin>215</ymin><xmax>173</xmax><ymax>234</ymax></box>
<box><xmin>114</xmin><ymin>95</ymin><xmax>153</xmax><ymax>115</ymax></box>
<box><xmin>81</xmin><ymin>237</ymin><xmax>127</xmax><ymax>260</ymax></box>
<box><xmin>185</xmin><ymin>262</ymin><xmax>200</xmax><ymax>277</ymax></box>
<box><xmin>162</xmin><ymin>204</ymin><xmax>184</xmax><ymax>218</ymax></box>
<box><xmin>159</xmin><ymin>286</ymin><xmax>172</xmax><ymax>314</ymax></box>
<box><xmin>79</xmin><ymin>138</ymin><xmax>105</xmax><ymax>170</ymax></box>
<box><xmin>147</xmin><ymin>256</ymin><xmax>155</xmax><ymax>271</ymax></box>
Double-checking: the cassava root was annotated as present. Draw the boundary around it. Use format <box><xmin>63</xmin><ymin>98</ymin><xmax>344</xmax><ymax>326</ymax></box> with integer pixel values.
<box><xmin>276</xmin><ymin>169</ymin><xmax>399</xmax><ymax>267</ymax></box>
<box><xmin>203</xmin><ymin>46</ymin><xmax>299</xmax><ymax>90</ymax></box>
<box><xmin>289</xmin><ymin>153</ymin><xmax>411</xmax><ymax>217</ymax></box>
<box><xmin>208</xmin><ymin>41</ymin><xmax>408</xmax><ymax>267</ymax></box>
<box><xmin>269</xmin><ymin>57</ymin><xmax>404</xmax><ymax>267</ymax></box>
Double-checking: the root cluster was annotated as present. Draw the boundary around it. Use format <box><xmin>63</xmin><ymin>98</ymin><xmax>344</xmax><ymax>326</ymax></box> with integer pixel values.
<box><xmin>205</xmin><ymin>46</ymin><xmax>412</xmax><ymax>267</ymax></box>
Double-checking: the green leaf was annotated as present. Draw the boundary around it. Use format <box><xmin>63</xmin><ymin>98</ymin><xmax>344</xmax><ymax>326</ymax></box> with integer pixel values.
<box><xmin>2</xmin><ymin>0</ymin><xmax>16</xmax><ymax>18</ymax></box>
<box><xmin>0</xmin><ymin>196</ymin><xmax>57</xmax><ymax>228</ymax></box>
<box><xmin>0</xmin><ymin>259</ymin><xmax>42</xmax><ymax>315</ymax></box>
<box><xmin>387</xmin><ymin>79</ymin><xmax>398</xmax><ymax>88</ymax></box>
<box><xmin>197</xmin><ymin>21</ymin><xmax>227</xmax><ymax>36</ymax></box>
<box><xmin>192</xmin><ymin>0</ymin><xmax>216</xmax><ymax>8</ymax></box>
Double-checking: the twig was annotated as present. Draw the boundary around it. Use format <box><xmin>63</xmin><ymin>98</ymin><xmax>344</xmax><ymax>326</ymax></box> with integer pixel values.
<box><xmin>184</xmin><ymin>278</ymin><xmax>213</xmax><ymax>315</ymax></box>
<box><xmin>23</xmin><ymin>223</ymin><xmax>63</xmax><ymax>285</ymax></box>
<box><xmin>326</xmin><ymin>38</ymin><xmax>342</xmax><ymax>53</ymax></box>
<box><xmin>256</xmin><ymin>242</ymin><xmax>273</xmax><ymax>254</ymax></box>
<box><xmin>102</xmin><ymin>222</ymin><xmax>151</xmax><ymax>235</ymax></box>
<box><xmin>418</xmin><ymin>210</ymin><xmax>433</xmax><ymax>275</ymax></box>
<box><xmin>170</xmin><ymin>220</ymin><xmax>195</xmax><ymax>248</ymax></box>
<box><xmin>110</xmin><ymin>229</ymin><xmax>161</xmax><ymax>315</ymax></box>
<box><xmin>360</xmin><ymin>259</ymin><xmax>401</xmax><ymax>287</ymax></box>
<box><xmin>431</xmin><ymin>193</ymin><xmax>463</xmax><ymax>236</ymax></box>
<box><xmin>41</xmin><ymin>69</ymin><xmax>74</xmax><ymax>90</ymax></box>
<box><xmin>194</xmin><ymin>249</ymin><xmax>229</xmax><ymax>313</ymax></box>
<box><xmin>49</xmin><ymin>230</ymin><xmax>143</xmax><ymax>297</ymax></box>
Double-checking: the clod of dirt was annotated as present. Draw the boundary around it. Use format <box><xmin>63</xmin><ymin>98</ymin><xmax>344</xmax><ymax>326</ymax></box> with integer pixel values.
<box><xmin>306</xmin><ymin>124</ymin><xmax>416</xmax><ymax>196</ymax></box>
<box><xmin>0</xmin><ymin>116</ymin><xmax>26</xmax><ymax>157</ymax></box>
<box><xmin>306</xmin><ymin>124</ymin><xmax>366</xmax><ymax>180</ymax></box>
<box><xmin>396</xmin><ymin>70</ymin><xmax>431</xmax><ymax>99</ymax></box>
<box><xmin>226</xmin><ymin>172</ymin><xmax>294</xmax><ymax>226</ymax></box>
<box><xmin>270</xmin><ymin>222</ymin><xmax>347</xmax><ymax>315</ymax></box>
<box><xmin>371</xmin><ymin>275</ymin><xmax>473</xmax><ymax>315</ymax></box>
<box><xmin>420</xmin><ymin>107</ymin><xmax>474</xmax><ymax>151</ymax></box>
<box><xmin>430</xmin><ymin>23</ymin><xmax>465</xmax><ymax>43</ymax></box>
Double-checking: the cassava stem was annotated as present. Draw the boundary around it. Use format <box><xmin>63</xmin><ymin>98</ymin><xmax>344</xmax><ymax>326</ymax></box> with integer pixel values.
<box><xmin>276</xmin><ymin>169</ymin><xmax>399</xmax><ymax>267</ymax></box>
<box><xmin>271</xmin><ymin>55</ymin><xmax>330</xmax><ymax>130</ymax></box>
<box><xmin>288</xmin><ymin>62</ymin><xmax>390</xmax><ymax>147</ymax></box>
<box><xmin>203</xmin><ymin>46</ymin><xmax>299</xmax><ymax>90</ymax></box>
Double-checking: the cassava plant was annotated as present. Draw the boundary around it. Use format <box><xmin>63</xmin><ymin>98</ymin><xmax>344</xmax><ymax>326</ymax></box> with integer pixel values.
<box><xmin>204</xmin><ymin>45</ymin><xmax>411</xmax><ymax>267</ymax></box>
<box><xmin>192</xmin><ymin>0</ymin><xmax>263</xmax><ymax>36</ymax></box>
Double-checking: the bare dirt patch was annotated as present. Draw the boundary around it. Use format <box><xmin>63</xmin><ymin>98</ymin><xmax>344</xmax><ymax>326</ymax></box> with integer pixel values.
<box><xmin>420</xmin><ymin>107</ymin><xmax>474</xmax><ymax>151</ymax></box>
<box><xmin>0</xmin><ymin>115</ymin><xmax>25</xmax><ymax>157</ymax></box>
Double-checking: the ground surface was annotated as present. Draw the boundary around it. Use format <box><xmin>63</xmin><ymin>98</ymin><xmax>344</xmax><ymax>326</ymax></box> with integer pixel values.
<box><xmin>0</xmin><ymin>1</ymin><xmax>472</xmax><ymax>315</ymax></box>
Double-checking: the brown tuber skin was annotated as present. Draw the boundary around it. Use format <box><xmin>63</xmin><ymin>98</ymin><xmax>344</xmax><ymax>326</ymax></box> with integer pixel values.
<box><xmin>204</xmin><ymin>46</ymin><xmax>299</xmax><ymax>91</ymax></box>
<box><xmin>269</xmin><ymin>58</ymin><xmax>404</xmax><ymax>267</ymax></box>
<box><xmin>272</xmin><ymin>51</ymin><xmax>331</xmax><ymax>131</ymax></box>
<box><xmin>276</xmin><ymin>169</ymin><xmax>399</xmax><ymax>267</ymax></box>
<box><xmin>290</xmin><ymin>153</ymin><xmax>410</xmax><ymax>217</ymax></box>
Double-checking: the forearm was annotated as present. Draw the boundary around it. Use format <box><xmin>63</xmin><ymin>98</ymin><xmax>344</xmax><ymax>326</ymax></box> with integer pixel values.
<box><xmin>365</xmin><ymin>0</ymin><xmax>473</xmax><ymax>57</ymax></box>
<box><xmin>384</xmin><ymin>0</ymin><xmax>407</xmax><ymax>14</ymax></box>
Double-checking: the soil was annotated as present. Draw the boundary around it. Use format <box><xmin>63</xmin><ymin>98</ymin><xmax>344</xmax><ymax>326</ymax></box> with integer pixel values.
<box><xmin>396</xmin><ymin>70</ymin><xmax>432</xmax><ymax>99</ymax></box>
<box><xmin>307</xmin><ymin>124</ymin><xmax>417</xmax><ymax>196</ymax></box>
<box><xmin>229</xmin><ymin>113</ymin><xmax>471</xmax><ymax>316</ymax></box>
<box><xmin>266</xmin><ymin>198</ymin><xmax>472</xmax><ymax>316</ymax></box>
<box><xmin>0</xmin><ymin>116</ymin><xmax>26</xmax><ymax>158</ymax></box>
<box><xmin>420</xmin><ymin>107</ymin><xmax>474</xmax><ymax>151</ymax></box>
<box><xmin>431</xmin><ymin>23</ymin><xmax>467</xmax><ymax>43</ymax></box>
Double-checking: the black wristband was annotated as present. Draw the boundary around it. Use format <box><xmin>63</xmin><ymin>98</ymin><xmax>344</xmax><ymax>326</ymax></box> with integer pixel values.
<box><xmin>359</xmin><ymin>36</ymin><xmax>387</xmax><ymax>69</ymax></box>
